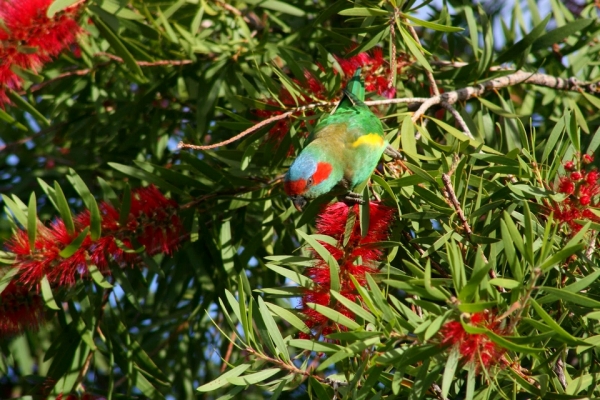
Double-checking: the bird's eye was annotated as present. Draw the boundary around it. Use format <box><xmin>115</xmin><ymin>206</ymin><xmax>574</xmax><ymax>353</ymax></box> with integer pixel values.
<box><xmin>307</xmin><ymin>178</ymin><xmax>314</xmax><ymax>186</ymax></box>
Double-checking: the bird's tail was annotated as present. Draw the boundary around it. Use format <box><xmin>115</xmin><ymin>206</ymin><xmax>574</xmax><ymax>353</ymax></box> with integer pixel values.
<box><xmin>337</xmin><ymin>68</ymin><xmax>366</xmax><ymax>111</ymax></box>
<box><xmin>345</xmin><ymin>68</ymin><xmax>364</xmax><ymax>101</ymax></box>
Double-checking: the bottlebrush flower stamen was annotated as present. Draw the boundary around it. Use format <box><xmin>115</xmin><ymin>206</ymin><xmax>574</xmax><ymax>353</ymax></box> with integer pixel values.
<box><xmin>549</xmin><ymin>157</ymin><xmax>600</xmax><ymax>234</ymax></box>
<box><xmin>2</xmin><ymin>185</ymin><xmax>185</xmax><ymax>337</ymax></box>
<box><xmin>0</xmin><ymin>0</ymin><xmax>84</xmax><ymax>105</ymax></box>
<box><xmin>440</xmin><ymin>311</ymin><xmax>508</xmax><ymax>372</ymax></box>
<box><xmin>299</xmin><ymin>201</ymin><xmax>394</xmax><ymax>337</ymax></box>
<box><xmin>0</xmin><ymin>281</ymin><xmax>44</xmax><ymax>337</ymax></box>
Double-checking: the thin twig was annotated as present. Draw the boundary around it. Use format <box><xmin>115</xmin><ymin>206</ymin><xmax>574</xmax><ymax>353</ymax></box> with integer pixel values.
<box><xmin>441</xmin><ymin>174</ymin><xmax>473</xmax><ymax>240</ymax></box>
<box><xmin>178</xmin><ymin>102</ymin><xmax>330</xmax><ymax>150</ymax></box>
<box><xmin>441</xmin><ymin>173</ymin><xmax>501</xmax><ymax>287</ymax></box>
<box><xmin>245</xmin><ymin>347</ymin><xmax>325</xmax><ymax>383</ymax></box>
<box><xmin>0</xmin><ymin>122</ymin><xmax>68</xmax><ymax>152</ymax></box>
<box><xmin>178</xmin><ymin>69</ymin><xmax>595</xmax><ymax>151</ymax></box>
<box><xmin>26</xmin><ymin>67</ymin><xmax>95</xmax><ymax>93</ymax></box>
<box><xmin>412</xmin><ymin>70</ymin><xmax>599</xmax><ymax>121</ymax></box>
<box><xmin>94</xmin><ymin>52</ymin><xmax>194</xmax><ymax>66</ymax></box>
<box><xmin>388</xmin><ymin>9</ymin><xmax>398</xmax><ymax>93</ymax></box>
<box><xmin>213</xmin><ymin>0</ymin><xmax>243</xmax><ymax>16</ymax></box>
<box><xmin>221</xmin><ymin>332</ymin><xmax>237</xmax><ymax>373</ymax></box>
<box><xmin>440</xmin><ymin>102</ymin><xmax>474</xmax><ymax>140</ymax></box>
<box><xmin>21</xmin><ymin>53</ymin><xmax>194</xmax><ymax>95</ymax></box>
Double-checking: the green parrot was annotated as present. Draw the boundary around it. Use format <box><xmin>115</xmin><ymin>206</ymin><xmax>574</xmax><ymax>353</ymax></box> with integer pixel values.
<box><xmin>284</xmin><ymin>68</ymin><xmax>392</xmax><ymax>211</ymax></box>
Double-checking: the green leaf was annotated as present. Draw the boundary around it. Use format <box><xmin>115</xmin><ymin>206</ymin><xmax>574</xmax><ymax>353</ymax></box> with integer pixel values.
<box><xmin>403</xmin><ymin>13</ymin><xmax>463</xmax><ymax>32</ymax></box>
<box><xmin>54</xmin><ymin>181</ymin><xmax>75</xmax><ymax>236</ymax></box>
<box><xmin>67</xmin><ymin>171</ymin><xmax>101</xmax><ymax>240</ymax></box>
<box><xmin>259</xmin><ymin>0</ymin><xmax>305</xmax><ymax>16</ymax></box>
<box><xmin>522</xmin><ymin>201</ymin><xmax>534</xmax><ymax>266</ymax></box>
<box><xmin>287</xmin><ymin>339</ymin><xmax>341</xmax><ymax>353</ymax></box>
<box><xmin>495</xmin><ymin>14</ymin><xmax>551</xmax><ymax>64</ymax></box>
<box><xmin>330</xmin><ymin>290</ymin><xmax>376</xmax><ymax>324</ymax></box>
<box><xmin>404</xmin><ymin>162</ymin><xmax>436</xmax><ymax>185</ymax></box>
<box><xmin>258</xmin><ymin>297</ymin><xmax>290</xmax><ymax>362</ymax></box>
<box><xmin>429</xmin><ymin>117</ymin><xmax>502</xmax><ymax>154</ymax></box>
<box><xmin>7</xmin><ymin>90</ymin><xmax>50</xmax><ymax>127</ymax></box>
<box><xmin>3</xmin><ymin>195</ymin><xmax>28</xmax><ymax>227</ymax></box>
<box><xmin>0</xmin><ymin>269</ymin><xmax>19</xmax><ymax>295</ymax></box>
<box><xmin>108</xmin><ymin>163</ymin><xmax>185</xmax><ymax>195</ymax></box>
<box><xmin>93</xmin><ymin>16</ymin><xmax>146</xmax><ymax>82</ymax></box>
<box><xmin>264</xmin><ymin>264</ymin><xmax>313</xmax><ymax>288</ymax></box>
<box><xmin>27</xmin><ymin>192</ymin><xmax>37</xmax><ymax>253</ymax></box>
<box><xmin>88</xmin><ymin>264</ymin><xmax>112</xmax><ymax>289</ymax></box>
<box><xmin>478</xmin><ymin>97</ymin><xmax>521</xmax><ymax>118</ymax></box>
<box><xmin>227</xmin><ymin>368</ymin><xmax>281</xmax><ymax>385</ymax></box>
<box><xmin>441</xmin><ymin>348</ymin><xmax>460</xmax><ymax>398</ymax></box>
<box><xmin>41</xmin><ymin>275</ymin><xmax>60</xmax><ymax>310</ymax></box>
<box><xmin>530</xmin><ymin>299</ymin><xmax>585</xmax><ymax>345</ymax></box>
<box><xmin>401</xmin><ymin>115</ymin><xmax>417</xmax><ymax>160</ymax></box>
<box><xmin>424</xmin><ymin>260</ymin><xmax>449</xmax><ymax>300</ymax></box>
<box><xmin>59</xmin><ymin>227</ymin><xmax>89</xmax><ymax>258</ymax></box>
<box><xmin>46</xmin><ymin>0</ymin><xmax>79</xmax><ymax>17</ymax></box>
<box><xmin>305</xmin><ymin>302</ymin><xmax>361</xmax><ymax>330</ymax></box>
<box><xmin>532</xmin><ymin>18</ymin><xmax>594</xmax><ymax>50</ymax></box>
<box><xmin>0</xmin><ymin>108</ymin><xmax>27</xmax><ymax>131</ymax></box>
<box><xmin>581</xmin><ymin>91</ymin><xmax>600</xmax><ymax>111</ymax></box>
<box><xmin>488</xmin><ymin>278</ymin><xmax>521</xmax><ymax>289</ymax></box>
<box><xmin>541</xmin><ymin>115</ymin><xmax>565</xmax><ymax>163</ymax></box>
<box><xmin>338</xmin><ymin>7</ymin><xmax>389</xmax><ymax>16</ymax></box>
<box><xmin>296</xmin><ymin>230</ymin><xmax>340</xmax><ymax>292</ymax></box>
<box><xmin>539</xmin><ymin>287</ymin><xmax>600</xmax><ymax>308</ymax></box>
<box><xmin>398</xmin><ymin>23</ymin><xmax>433</xmax><ymax>72</ymax></box>
<box><xmin>197</xmin><ymin>364</ymin><xmax>251</xmax><ymax>392</ymax></box>
<box><xmin>538</xmin><ymin>242</ymin><xmax>586</xmax><ymax>271</ymax></box>
<box><xmin>317</xmin><ymin>337</ymin><xmax>380</xmax><ymax>371</ymax></box>
<box><xmin>587</xmin><ymin>125</ymin><xmax>600</xmax><ymax>154</ymax></box>
<box><xmin>485</xmin><ymin>330</ymin><xmax>544</xmax><ymax>353</ymax></box>
<box><xmin>265</xmin><ymin>302</ymin><xmax>310</xmax><ymax>334</ymax></box>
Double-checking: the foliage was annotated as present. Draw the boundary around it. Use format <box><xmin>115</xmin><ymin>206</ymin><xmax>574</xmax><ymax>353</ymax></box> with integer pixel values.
<box><xmin>1</xmin><ymin>0</ymin><xmax>600</xmax><ymax>399</ymax></box>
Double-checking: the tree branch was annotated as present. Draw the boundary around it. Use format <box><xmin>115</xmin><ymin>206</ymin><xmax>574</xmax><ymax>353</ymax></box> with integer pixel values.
<box><xmin>177</xmin><ymin>69</ymin><xmax>597</xmax><ymax>151</ymax></box>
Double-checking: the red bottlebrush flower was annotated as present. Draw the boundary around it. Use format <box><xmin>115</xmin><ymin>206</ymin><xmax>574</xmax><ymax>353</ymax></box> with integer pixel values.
<box><xmin>564</xmin><ymin>160</ymin><xmax>575</xmax><ymax>170</ymax></box>
<box><xmin>254</xmin><ymin>69</ymin><xmax>326</xmax><ymax>145</ymax></box>
<box><xmin>0</xmin><ymin>0</ymin><xmax>84</xmax><ymax>106</ymax></box>
<box><xmin>580</xmin><ymin>195</ymin><xmax>591</xmax><ymax>206</ymax></box>
<box><xmin>583</xmin><ymin>153</ymin><xmax>594</xmax><ymax>164</ymax></box>
<box><xmin>571</xmin><ymin>171</ymin><xmax>583</xmax><ymax>181</ymax></box>
<box><xmin>300</xmin><ymin>201</ymin><xmax>394</xmax><ymax>337</ymax></box>
<box><xmin>0</xmin><ymin>281</ymin><xmax>44</xmax><ymax>337</ymax></box>
<box><xmin>550</xmin><ymin>161</ymin><xmax>600</xmax><ymax>234</ymax></box>
<box><xmin>440</xmin><ymin>311</ymin><xmax>508</xmax><ymax>372</ymax></box>
<box><xmin>4</xmin><ymin>185</ymin><xmax>184</xmax><ymax>292</ymax></box>
<box><xmin>558</xmin><ymin>178</ymin><xmax>575</xmax><ymax>195</ymax></box>
<box><xmin>586</xmin><ymin>170</ymin><xmax>599</xmax><ymax>185</ymax></box>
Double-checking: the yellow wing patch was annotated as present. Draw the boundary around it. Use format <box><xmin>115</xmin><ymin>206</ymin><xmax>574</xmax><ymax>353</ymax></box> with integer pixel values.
<box><xmin>351</xmin><ymin>133</ymin><xmax>384</xmax><ymax>148</ymax></box>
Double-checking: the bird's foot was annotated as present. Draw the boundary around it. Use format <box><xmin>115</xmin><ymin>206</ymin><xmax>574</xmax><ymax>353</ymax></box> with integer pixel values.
<box><xmin>384</xmin><ymin>144</ymin><xmax>403</xmax><ymax>160</ymax></box>
<box><xmin>342</xmin><ymin>191</ymin><xmax>364</xmax><ymax>205</ymax></box>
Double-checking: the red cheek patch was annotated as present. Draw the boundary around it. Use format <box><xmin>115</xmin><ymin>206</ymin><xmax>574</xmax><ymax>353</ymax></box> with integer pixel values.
<box><xmin>313</xmin><ymin>162</ymin><xmax>333</xmax><ymax>185</ymax></box>
<box><xmin>284</xmin><ymin>179</ymin><xmax>306</xmax><ymax>196</ymax></box>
